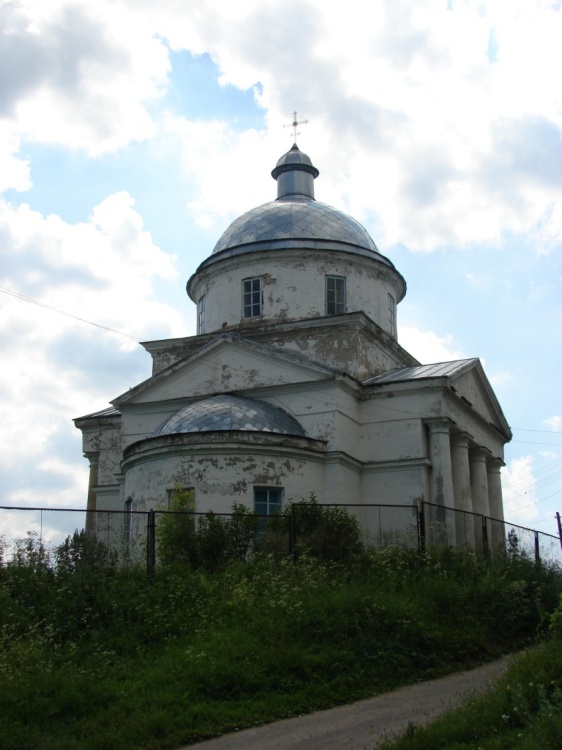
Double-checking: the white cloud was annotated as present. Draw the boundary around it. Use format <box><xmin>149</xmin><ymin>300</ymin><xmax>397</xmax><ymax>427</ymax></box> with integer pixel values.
<box><xmin>1</xmin><ymin>0</ymin><xmax>170</xmax><ymax>156</ymax></box>
<box><xmin>0</xmin><ymin>194</ymin><xmax>186</xmax><ymax>507</ymax></box>
<box><xmin>544</xmin><ymin>416</ymin><xmax>561</xmax><ymax>432</ymax></box>
<box><xmin>489</xmin><ymin>370</ymin><xmax>512</xmax><ymax>388</ymax></box>
<box><xmin>502</xmin><ymin>455</ymin><xmax>539</xmax><ymax>523</ymax></box>
<box><xmin>142</xmin><ymin>0</ymin><xmax>562</xmax><ymax>251</ymax></box>
<box><xmin>0</xmin><ymin>124</ymin><xmax>30</xmax><ymax>192</ymax></box>
<box><xmin>166</xmin><ymin>115</ymin><xmax>275</xmax><ymax>229</ymax></box>
<box><xmin>397</xmin><ymin>325</ymin><xmax>466</xmax><ymax>364</ymax></box>
<box><xmin>3</xmin><ymin>0</ymin><xmax>562</xmax><ymax>251</ymax></box>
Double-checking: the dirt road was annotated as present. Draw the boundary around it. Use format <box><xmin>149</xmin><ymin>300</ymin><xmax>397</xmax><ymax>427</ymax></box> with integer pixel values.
<box><xmin>182</xmin><ymin>656</ymin><xmax>511</xmax><ymax>750</ymax></box>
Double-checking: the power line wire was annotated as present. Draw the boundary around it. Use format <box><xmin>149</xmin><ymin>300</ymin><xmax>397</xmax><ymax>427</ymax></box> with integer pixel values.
<box><xmin>0</xmin><ymin>286</ymin><xmax>143</xmax><ymax>342</ymax></box>
<box><xmin>513</xmin><ymin>427</ymin><xmax>561</xmax><ymax>434</ymax></box>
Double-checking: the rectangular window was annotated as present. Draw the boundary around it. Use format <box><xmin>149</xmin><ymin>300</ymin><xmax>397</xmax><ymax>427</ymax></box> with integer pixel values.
<box><xmin>388</xmin><ymin>293</ymin><xmax>396</xmax><ymax>335</ymax></box>
<box><xmin>254</xmin><ymin>487</ymin><xmax>283</xmax><ymax>516</ymax></box>
<box><xmin>326</xmin><ymin>275</ymin><xmax>346</xmax><ymax>315</ymax></box>
<box><xmin>243</xmin><ymin>278</ymin><xmax>262</xmax><ymax>318</ymax></box>
<box><xmin>197</xmin><ymin>296</ymin><xmax>205</xmax><ymax>334</ymax></box>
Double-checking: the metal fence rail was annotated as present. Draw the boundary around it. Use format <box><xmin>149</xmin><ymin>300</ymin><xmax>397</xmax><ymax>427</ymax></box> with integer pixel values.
<box><xmin>291</xmin><ymin>503</ymin><xmax>421</xmax><ymax>552</ymax></box>
<box><xmin>1</xmin><ymin>502</ymin><xmax>560</xmax><ymax>574</ymax></box>
<box><xmin>420</xmin><ymin>501</ymin><xmax>561</xmax><ymax>564</ymax></box>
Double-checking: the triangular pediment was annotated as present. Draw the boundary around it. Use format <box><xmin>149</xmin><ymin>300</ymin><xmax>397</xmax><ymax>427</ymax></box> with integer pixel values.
<box><xmin>113</xmin><ymin>335</ymin><xmax>341</xmax><ymax>407</ymax></box>
<box><xmin>449</xmin><ymin>361</ymin><xmax>511</xmax><ymax>438</ymax></box>
<box><xmin>365</xmin><ymin>359</ymin><xmax>511</xmax><ymax>439</ymax></box>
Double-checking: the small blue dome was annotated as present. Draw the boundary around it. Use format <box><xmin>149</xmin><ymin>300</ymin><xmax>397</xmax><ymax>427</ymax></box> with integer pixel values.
<box><xmin>272</xmin><ymin>143</ymin><xmax>319</xmax><ymax>176</ymax></box>
<box><xmin>152</xmin><ymin>395</ymin><xmax>307</xmax><ymax>437</ymax></box>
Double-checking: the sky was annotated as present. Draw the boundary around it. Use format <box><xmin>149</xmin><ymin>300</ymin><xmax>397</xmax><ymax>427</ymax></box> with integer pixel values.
<box><xmin>1</xmin><ymin>0</ymin><xmax>561</xmax><ymax>538</ymax></box>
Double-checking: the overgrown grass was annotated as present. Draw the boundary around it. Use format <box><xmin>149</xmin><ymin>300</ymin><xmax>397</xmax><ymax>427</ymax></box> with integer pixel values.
<box><xmin>0</xmin><ymin>530</ymin><xmax>561</xmax><ymax>750</ymax></box>
<box><xmin>375</xmin><ymin>631</ymin><xmax>562</xmax><ymax>750</ymax></box>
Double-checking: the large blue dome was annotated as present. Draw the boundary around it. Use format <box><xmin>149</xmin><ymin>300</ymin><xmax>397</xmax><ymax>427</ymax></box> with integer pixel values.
<box><xmin>190</xmin><ymin>143</ymin><xmax>399</xmax><ymax>279</ymax></box>
<box><xmin>211</xmin><ymin>197</ymin><xmax>380</xmax><ymax>257</ymax></box>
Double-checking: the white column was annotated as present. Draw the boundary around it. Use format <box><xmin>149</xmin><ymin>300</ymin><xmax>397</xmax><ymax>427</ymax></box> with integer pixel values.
<box><xmin>487</xmin><ymin>458</ymin><xmax>506</xmax><ymax>553</ymax></box>
<box><xmin>426</xmin><ymin>419</ymin><xmax>455</xmax><ymax>545</ymax></box>
<box><xmin>85</xmin><ymin>453</ymin><xmax>99</xmax><ymax>534</ymax></box>
<box><xmin>427</xmin><ymin>419</ymin><xmax>454</xmax><ymax>506</ymax></box>
<box><xmin>451</xmin><ymin>433</ymin><xmax>475</xmax><ymax>547</ymax></box>
<box><xmin>470</xmin><ymin>447</ymin><xmax>491</xmax><ymax>552</ymax></box>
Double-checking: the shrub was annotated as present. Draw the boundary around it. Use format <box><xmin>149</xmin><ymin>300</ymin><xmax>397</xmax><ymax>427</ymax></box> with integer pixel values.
<box><xmin>551</xmin><ymin>593</ymin><xmax>562</xmax><ymax>640</ymax></box>
<box><xmin>288</xmin><ymin>494</ymin><xmax>364</xmax><ymax>563</ymax></box>
<box><xmin>54</xmin><ymin>529</ymin><xmax>117</xmax><ymax>574</ymax></box>
<box><xmin>157</xmin><ymin>498</ymin><xmax>264</xmax><ymax>571</ymax></box>
<box><xmin>156</xmin><ymin>487</ymin><xmax>196</xmax><ymax>567</ymax></box>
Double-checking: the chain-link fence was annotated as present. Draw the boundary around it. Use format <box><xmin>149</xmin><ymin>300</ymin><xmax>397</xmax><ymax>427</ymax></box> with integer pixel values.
<box><xmin>0</xmin><ymin>506</ymin><xmax>148</xmax><ymax>568</ymax></box>
<box><xmin>421</xmin><ymin>502</ymin><xmax>561</xmax><ymax>565</ymax></box>
<box><xmin>1</xmin><ymin>502</ymin><xmax>560</xmax><ymax>574</ymax></box>
<box><xmin>290</xmin><ymin>503</ymin><xmax>421</xmax><ymax>553</ymax></box>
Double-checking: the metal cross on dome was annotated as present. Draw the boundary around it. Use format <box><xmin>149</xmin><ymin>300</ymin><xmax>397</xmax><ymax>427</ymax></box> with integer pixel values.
<box><xmin>284</xmin><ymin>110</ymin><xmax>309</xmax><ymax>142</ymax></box>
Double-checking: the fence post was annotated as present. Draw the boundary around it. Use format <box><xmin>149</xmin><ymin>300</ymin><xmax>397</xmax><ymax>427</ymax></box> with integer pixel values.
<box><xmin>289</xmin><ymin>503</ymin><xmax>297</xmax><ymax>561</ymax></box>
<box><xmin>482</xmin><ymin>516</ymin><xmax>489</xmax><ymax>557</ymax></box>
<box><xmin>534</xmin><ymin>530</ymin><xmax>540</xmax><ymax>565</ymax></box>
<box><xmin>147</xmin><ymin>510</ymin><xmax>156</xmax><ymax>578</ymax></box>
<box><xmin>419</xmin><ymin>503</ymin><xmax>426</xmax><ymax>556</ymax></box>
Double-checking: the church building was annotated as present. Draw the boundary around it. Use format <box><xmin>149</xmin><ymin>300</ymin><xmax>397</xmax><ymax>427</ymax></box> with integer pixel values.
<box><xmin>75</xmin><ymin>143</ymin><xmax>511</xmax><ymax>546</ymax></box>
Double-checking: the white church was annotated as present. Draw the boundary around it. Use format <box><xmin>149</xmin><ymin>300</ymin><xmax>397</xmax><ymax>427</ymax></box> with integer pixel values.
<box><xmin>75</xmin><ymin>142</ymin><xmax>511</xmax><ymax>546</ymax></box>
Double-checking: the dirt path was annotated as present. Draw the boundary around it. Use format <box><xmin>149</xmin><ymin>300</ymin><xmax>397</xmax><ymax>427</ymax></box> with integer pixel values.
<box><xmin>181</xmin><ymin>656</ymin><xmax>511</xmax><ymax>750</ymax></box>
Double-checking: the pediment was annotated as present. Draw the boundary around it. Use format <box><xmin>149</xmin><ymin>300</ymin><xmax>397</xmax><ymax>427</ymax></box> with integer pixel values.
<box><xmin>365</xmin><ymin>358</ymin><xmax>511</xmax><ymax>439</ymax></box>
<box><xmin>448</xmin><ymin>362</ymin><xmax>511</xmax><ymax>438</ymax></box>
<box><xmin>113</xmin><ymin>336</ymin><xmax>337</xmax><ymax>407</ymax></box>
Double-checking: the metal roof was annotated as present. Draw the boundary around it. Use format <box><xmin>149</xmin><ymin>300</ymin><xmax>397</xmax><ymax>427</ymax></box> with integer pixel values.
<box><xmin>211</xmin><ymin>197</ymin><xmax>382</xmax><ymax>257</ymax></box>
<box><xmin>152</xmin><ymin>394</ymin><xmax>307</xmax><ymax>437</ymax></box>
<box><xmin>363</xmin><ymin>359</ymin><xmax>478</xmax><ymax>386</ymax></box>
<box><xmin>75</xmin><ymin>406</ymin><xmax>121</xmax><ymax>420</ymax></box>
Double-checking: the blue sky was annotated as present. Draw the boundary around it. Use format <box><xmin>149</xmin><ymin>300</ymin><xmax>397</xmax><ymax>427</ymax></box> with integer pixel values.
<box><xmin>1</xmin><ymin>0</ymin><xmax>561</xmax><ymax>537</ymax></box>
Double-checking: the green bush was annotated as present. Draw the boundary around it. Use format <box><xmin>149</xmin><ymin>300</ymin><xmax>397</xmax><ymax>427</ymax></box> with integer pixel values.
<box><xmin>156</xmin><ymin>487</ymin><xmax>197</xmax><ymax>567</ymax></box>
<box><xmin>288</xmin><ymin>494</ymin><xmax>364</xmax><ymax>563</ymax></box>
<box><xmin>551</xmin><ymin>593</ymin><xmax>562</xmax><ymax>640</ymax></box>
<box><xmin>157</xmin><ymin>498</ymin><xmax>265</xmax><ymax>571</ymax></box>
<box><xmin>54</xmin><ymin>529</ymin><xmax>117</xmax><ymax>574</ymax></box>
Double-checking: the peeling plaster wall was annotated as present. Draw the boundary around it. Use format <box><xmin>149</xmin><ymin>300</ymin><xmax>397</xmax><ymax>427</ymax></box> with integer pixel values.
<box><xmin>189</xmin><ymin>249</ymin><xmax>404</xmax><ymax>338</ymax></box>
<box><xmin>323</xmin><ymin>457</ymin><xmax>361</xmax><ymax>504</ymax></box>
<box><xmin>360</xmin><ymin>418</ymin><xmax>426</xmax><ymax>464</ymax></box>
<box><xmin>265</xmin><ymin>325</ymin><xmax>405</xmax><ymax>380</ymax></box>
<box><xmin>361</xmin><ymin>463</ymin><xmax>428</xmax><ymax>506</ymax></box>
<box><xmin>127</xmin><ymin>346</ymin><xmax>327</xmax><ymax>408</ymax></box>
<box><xmin>141</xmin><ymin>314</ymin><xmax>419</xmax><ymax>383</ymax></box>
<box><xmin>79</xmin><ymin>420</ymin><xmax>122</xmax><ymax>488</ymax></box>
<box><xmin>449</xmin><ymin>372</ymin><xmax>504</xmax><ymax>432</ymax></box>
<box><xmin>123</xmin><ymin>449</ymin><xmax>325</xmax><ymax>513</ymax></box>
<box><xmin>77</xmin><ymin>370</ymin><xmax>507</xmax><ymax>521</ymax></box>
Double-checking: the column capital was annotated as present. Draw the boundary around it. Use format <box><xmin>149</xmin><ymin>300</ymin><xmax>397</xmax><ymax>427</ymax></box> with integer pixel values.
<box><xmin>84</xmin><ymin>452</ymin><xmax>99</xmax><ymax>469</ymax></box>
<box><xmin>451</xmin><ymin>432</ymin><xmax>471</xmax><ymax>449</ymax></box>
<box><xmin>425</xmin><ymin>418</ymin><xmax>452</xmax><ymax>435</ymax></box>
<box><xmin>487</xmin><ymin>457</ymin><xmax>505</xmax><ymax>471</ymax></box>
<box><xmin>470</xmin><ymin>446</ymin><xmax>490</xmax><ymax>463</ymax></box>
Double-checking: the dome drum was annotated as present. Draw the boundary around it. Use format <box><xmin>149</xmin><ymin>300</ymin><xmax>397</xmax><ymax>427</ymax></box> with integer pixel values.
<box><xmin>188</xmin><ymin>246</ymin><xmax>405</xmax><ymax>337</ymax></box>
